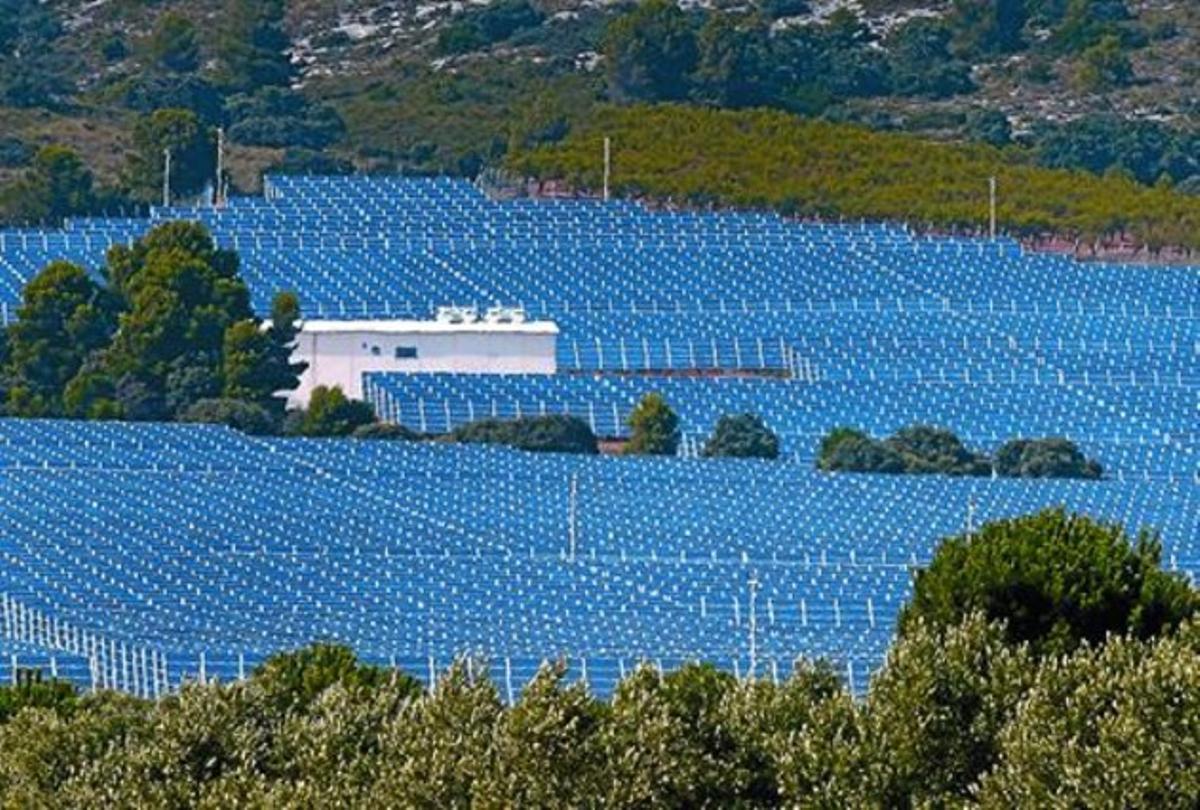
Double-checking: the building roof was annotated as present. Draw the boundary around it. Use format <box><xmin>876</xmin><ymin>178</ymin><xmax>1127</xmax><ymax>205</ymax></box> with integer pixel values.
<box><xmin>298</xmin><ymin>319</ymin><xmax>560</xmax><ymax>335</ymax></box>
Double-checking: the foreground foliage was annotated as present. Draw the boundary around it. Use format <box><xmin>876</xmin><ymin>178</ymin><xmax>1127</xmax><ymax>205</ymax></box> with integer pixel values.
<box><xmin>902</xmin><ymin>508</ymin><xmax>1198</xmax><ymax>657</ymax></box>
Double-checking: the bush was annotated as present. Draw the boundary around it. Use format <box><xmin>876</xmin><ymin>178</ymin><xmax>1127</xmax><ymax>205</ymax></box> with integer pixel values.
<box><xmin>179</xmin><ymin>398</ymin><xmax>276</xmax><ymax>435</ymax></box>
<box><xmin>900</xmin><ymin>508</ymin><xmax>1199</xmax><ymax>657</ymax></box>
<box><xmin>352</xmin><ymin>422</ymin><xmax>421</xmax><ymax>441</ymax></box>
<box><xmin>994</xmin><ymin>437</ymin><xmax>1102</xmax><ymax>479</ymax></box>
<box><xmin>702</xmin><ymin>413</ymin><xmax>780</xmax><ymax>459</ymax></box>
<box><xmin>817</xmin><ymin>424</ymin><xmax>990</xmax><ymax>476</ymax></box>
<box><xmin>625</xmin><ymin>392</ymin><xmax>680</xmax><ymax>456</ymax></box>
<box><xmin>450</xmin><ymin>415</ymin><xmax>598</xmax><ymax>454</ymax></box>
<box><xmin>0</xmin><ymin>136</ymin><xmax>33</xmax><ymax>168</ymax></box>
<box><xmin>293</xmin><ymin>386</ymin><xmax>376</xmax><ymax>437</ymax></box>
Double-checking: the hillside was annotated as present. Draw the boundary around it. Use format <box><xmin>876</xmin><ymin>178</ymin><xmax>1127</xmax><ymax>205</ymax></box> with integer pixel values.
<box><xmin>510</xmin><ymin>104</ymin><xmax>1200</xmax><ymax>254</ymax></box>
<box><xmin>4</xmin><ymin>0</ymin><xmax>1200</xmax><ymax>247</ymax></box>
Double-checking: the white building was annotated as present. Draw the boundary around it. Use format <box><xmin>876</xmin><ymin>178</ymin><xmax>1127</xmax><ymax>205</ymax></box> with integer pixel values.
<box><xmin>288</xmin><ymin>311</ymin><xmax>558</xmax><ymax>407</ymax></box>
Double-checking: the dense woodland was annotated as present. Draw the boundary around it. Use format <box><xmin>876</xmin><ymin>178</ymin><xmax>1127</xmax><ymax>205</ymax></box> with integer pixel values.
<box><xmin>0</xmin><ymin>509</ymin><xmax>1196</xmax><ymax>806</ymax></box>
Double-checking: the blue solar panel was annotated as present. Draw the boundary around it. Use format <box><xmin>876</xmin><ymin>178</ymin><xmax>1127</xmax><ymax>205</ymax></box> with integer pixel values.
<box><xmin>0</xmin><ymin>175</ymin><xmax>1194</xmax><ymax>699</ymax></box>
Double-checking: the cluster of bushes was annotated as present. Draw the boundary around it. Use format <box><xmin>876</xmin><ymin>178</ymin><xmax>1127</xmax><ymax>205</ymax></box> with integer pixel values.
<box><xmin>0</xmin><ymin>510</ymin><xmax>1195</xmax><ymax>805</ymax></box>
<box><xmin>818</xmin><ymin>425</ymin><xmax>1103</xmax><ymax>479</ymax></box>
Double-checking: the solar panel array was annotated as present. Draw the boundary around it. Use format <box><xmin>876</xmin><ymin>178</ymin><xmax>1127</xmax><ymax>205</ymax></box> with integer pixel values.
<box><xmin>0</xmin><ymin>175</ymin><xmax>1196</xmax><ymax>697</ymax></box>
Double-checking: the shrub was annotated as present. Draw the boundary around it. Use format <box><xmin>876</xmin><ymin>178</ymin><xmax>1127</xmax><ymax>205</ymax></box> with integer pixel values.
<box><xmin>817</xmin><ymin>424</ymin><xmax>989</xmax><ymax>476</ymax></box>
<box><xmin>293</xmin><ymin>386</ymin><xmax>376</xmax><ymax>437</ymax></box>
<box><xmin>900</xmin><ymin>508</ymin><xmax>1199</xmax><ymax>657</ymax></box>
<box><xmin>625</xmin><ymin>392</ymin><xmax>680</xmax><ymax>456</ymax></box>
<box><xmin>702</xmin><ymin>413</ymin><xmax>780</xmax><ymax>459</ymax></box>
<box><xmin>179</xmin><ymin>398</ymin><xmax>276</xmax><ymax>435</ymax></box>
<box><xmin>994</xmin><ymin>437</ymin><xmax>1102</xmax><ymax>479</ymax></box>
<box><xmin>450</xmin><ymin>415</ymin><xmax>598</xmax><ymax>454</ymax></box>
<box><xmin>352</xmin><ymin>422</ymin><xmax>421</xmax><ymax>441</ymax></box>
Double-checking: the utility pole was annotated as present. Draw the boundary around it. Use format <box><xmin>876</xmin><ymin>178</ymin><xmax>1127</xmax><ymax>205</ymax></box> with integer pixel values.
<box><xmin>603</xmin><ymin>137</ymin><xmax>611</xmax><ymax>202</ymax></box>
<box><xmin>215</xmin><ymin>127</ymin><xmax>225</xmax><ymax>208</ymax></box>
<box><xmin>162</xmin><ymin>148</ymin><xmax>172</xmax><ymax>208</ymax></box>
<box><xmin>989</xmin><ymin>176</ymin><xmax>997</xmax><ymax>240</ymax></box>
<box><xmin>966</xmin><ymin>495</ymin><xmax>978</xmax><ymax>538</ymax></box>
<box><xmin>567</xmin><ymin>472</ymin><xmax>579</xmax><ymax>562</ymax></box>
<box><xmin>747</xmin><ymin>570</ymin><xmax>760</xmax><ymax>680</ymax></box>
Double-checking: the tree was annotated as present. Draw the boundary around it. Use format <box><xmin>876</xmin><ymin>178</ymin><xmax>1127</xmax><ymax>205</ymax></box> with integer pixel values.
<box><xmin>886</xmin><ymin>18</ymin><xmax>973</xmax><ymax>98</ymax></box>
<box><xmin>123</xmin><ymin>109</ymin><xmax>215</xmax><ymax>203</ymax></box>
<box><xmin>5</xmin><ymin>261</ymin><xmax>116</xmax><ymax>416</ymax></box>
<box><xmin>965</xmin><ymin>108</ymin><xmax>1013</xmax><ymax>146</ymax></box>
<box><xmin>450</xmin><ymin>415</ymin><xmax>599</xmax><ymax>454</ymax></box>
<box><xmin>948</xmin><ymin>0</ymin><xmax>1028</xmax><ymax>56</ymax></box>
<box><xmin>0</xmin><ymin>146</ymin><xmax>96</xmax><ymax>225</ymax></box>
<box><xmin>602</xmin><ymin>0</ymin><xmax>698</xmax><ymax>102</ymax></box>
<box><xmin>900</xmin><ymin>508</ymin><xmax>1199</xmax><ymax>657</ymax></box>
<box><xmin>214</xmin><ymin>0</ymin><xmax>293</xmax><ymax>92</ymax></box>
<box><xmin>994</xmin><ymin>437</ymin><xmax>1102</xmax><ymax>479</ymax></box>
<box><xmin>251</xmin><ymin>643</ymin><xmax>417</xmax><ymax>714</ymax></box>
<box><xmin>144</xmin><ymin>13</ymin><xmax>200</xmax><ymax>73</ymax></box>
<box><xmin>98</xmin><ymin>221</ymin><xmax>252</xmax><ymax>416</ymax></box>
<box><xmin>221</xmin><ymin>291</ymin><xmax>306</xmax><ymax>417</ymax></box>
<box><xmin>702</xmin><ymin>413</ymin><xmax>780</xmax><ymax>459</ymax></box>
<box><xmin>1073</xmin><ymin>33</ymin><xmax>1133</xmax><ymax>92</ymax></box>
<box><xmin>473</xmin><ymin>662</ymin><xmax>606</xmax><ymax>807</ymax></box>
<box><xmin>0</xmin><ymin>0</ymin><xmax>68</xmax><ymax>108</ymax></box>
<box><xmin>295</xmin><ymin>386</ymin><xmax>376</xmax><ymax>437</ymax></box>
<box><xmin>862</xmin><ymin>613</ymin><xmax>1035</xmax><ymax>806</ymax></box>
<box><xmin>625</xmin><ymin>392</ymin><xmax>680</xmax><ymax>455</ymax></box>
<box><xmin>977</xmin><ymin>625</ymin><xmax>1200</xmax><ymax>806</ymax></box>
<box><xmin>691</xmin><ymin>15</ymin><xmax>769</xmax><ymax>108</ymax></box>
<box><xmin>179</xmin><ymin>398</ymin><xmax>276</xmax><ymax>435</ymax></box>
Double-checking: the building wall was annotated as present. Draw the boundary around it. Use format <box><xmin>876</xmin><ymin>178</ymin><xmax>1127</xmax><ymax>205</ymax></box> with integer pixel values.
<box><xmin>290</xmin><ymin>327</ymin><xmax>557</xmax><ymax>406</ymax></box>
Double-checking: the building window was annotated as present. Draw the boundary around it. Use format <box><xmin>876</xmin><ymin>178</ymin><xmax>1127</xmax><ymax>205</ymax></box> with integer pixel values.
<box><xmin>395</xmin><ymin>346</ymin><xmax>418</xmax><ymax>359</ymax></box>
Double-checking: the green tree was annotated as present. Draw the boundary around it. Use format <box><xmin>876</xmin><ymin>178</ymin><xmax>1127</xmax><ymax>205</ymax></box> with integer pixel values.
<box><xmin>474</xmin><ymin>662</ymin><xmax>606</xmax><ymax>807</ymax></box>
<box><xmin>863</xmin><ymin>613</ymin><xmax>1036</xmax><ymax>806</ymax></box>
<box><xmin>949</xmin><ymin>0</ymin><xmax>1028</xmax><ymax>56</ymax></box>
<box><xmin>691</xmin><ymin>15</ymin><xmax>769</xmax><ymax>108</ymax></box>
<box><xmin>624</xmin><ymin>392</ymin><xmax>680</xmax><ymax>455</ymax></box>
<box><xmin>123</xmin><ymin>109</ymin><xmax>215</xmax><ymax>203</ymax></box>
<box><xmin>886</xmin><ymin>18</ymin><xmax>973</xmax><ymax>98</ymax></box>
<box><xmin>994</xmin><ymin>437</ymin><xmax>1102</xmax><ymax>479</ymax></box>
<box><xmin>602</xmin><ymin>0</ymin><xmax>698</xmax><ymax>102</ymax></box>
<box><xmin>214</xmin><ymin>0</ymin><xmax>293</xmax><ymax>92</ymax></box>
<box><xmin>369</xmin><ymin>661</ymin><xmax>501</xmax><ymax>806</ymax></box>
<box><xmin>97</xmin><ymin>221</ymin><xmax>252</xmax><ymax>417</ymax></box>
<box><xmin>977</xmin><ymin>624</ymin><xmax>1200</xmax><ymax>806</ymax></box>
<box><xmin>702</xmin><ymin>413</ymin><xmax>780</xmax><ymax>459</ymax></box>
<box><xmin>5</xmin><ymin>261</ymin><xmax>116</xmax><ymax>416</ymax></box>
<box><xmin>295</xmin><ymin>386</ymin><xmax>376</xmax><ymax>437</ymax></box>
<box><xmin>1073</xmin><ymin>33</ymin><xmax>1133</xmax><ymax>92</ymax></box>
<box><xmin>0</xmin><ymin>146</ymin><xmax>96</xmax><ymax>225</ymax></box>
<box><xmin>901</xmin><ymin>508</ymin><xmax>1199</xmax><ymax>657</ymax></box>
<box><xmin>144</xmin><ymin>12</ymin><xmax>200</xmax><ymax>73</ymax></box>
<box><xmin>222</xmin><ymin>293</ymin><xmax>307</xmax><ymax>417</ymax></box>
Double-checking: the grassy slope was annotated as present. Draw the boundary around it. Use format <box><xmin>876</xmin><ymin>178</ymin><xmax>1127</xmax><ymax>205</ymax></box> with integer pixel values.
<box><xmin>510</xmin><ymin>104</ymin><xmax>1200</xmax><ymax>249</ymax></box>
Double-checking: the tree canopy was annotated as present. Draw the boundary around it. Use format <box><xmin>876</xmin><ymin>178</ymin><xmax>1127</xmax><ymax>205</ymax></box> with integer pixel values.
<box><xmin>625</xmin><ymin>392</ymin><xmax>680</xmax><ymax>456</ymax></box>
<box><xmin>4</xmin><ymin>222</ymin><xmax>305</xmax><ymax>425</ymax></box>
<box><xmin>901</xmin><ymin>507</ymin><xmax>1198</xmax><ymax>656</ymax></box>
<box><xmin>702</xmin><ymin>413</ymin><xmax>780</xmax><ymax>459</ymax></box>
